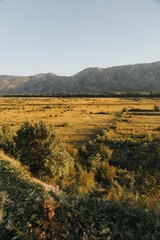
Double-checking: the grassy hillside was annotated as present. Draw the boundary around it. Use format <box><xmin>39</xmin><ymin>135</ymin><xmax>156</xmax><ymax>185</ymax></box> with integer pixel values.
<box><xmin>0</xmin><ymin>151</ymin><xmax>49</xmax><ymax>239</ymax></box>
<box><xmin>1</xmin><ymin>150</ymin><xmax>160</xmax><ymax>240</ymax></box>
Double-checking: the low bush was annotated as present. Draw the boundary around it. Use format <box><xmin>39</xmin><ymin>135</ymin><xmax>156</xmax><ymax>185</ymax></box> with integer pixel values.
<box><xmin>0</xmin><ymin>121</ymin><xmax>74</xmax><ymax>185</ymax></box>
<box><xmin>61</xmin><ymin>122</ymin><xmax>69</xmax><ymax>127</ymax></box>
<box><xmin>154</xmin><ymin>105</ymin><xmax>160</xmax><ymax>112</ymax></box>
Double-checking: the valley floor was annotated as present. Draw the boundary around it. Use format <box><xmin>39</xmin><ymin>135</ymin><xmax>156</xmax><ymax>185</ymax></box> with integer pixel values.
<box><xmin>0</xmin><ymin>96</ymin><xmax>159</xmax><ymax>146</ymax></box>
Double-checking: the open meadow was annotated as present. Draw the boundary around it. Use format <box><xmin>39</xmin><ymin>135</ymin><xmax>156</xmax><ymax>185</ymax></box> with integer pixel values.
<box><xmin>0</xmin><ymin>96</ymin><xmax>159</xmax><ymax>147</ymax></box>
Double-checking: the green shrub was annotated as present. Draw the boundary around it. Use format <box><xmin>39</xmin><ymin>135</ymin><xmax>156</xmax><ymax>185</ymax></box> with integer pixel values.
<box><xmin>122</xmin><ymin>106</ymin><xmax>128</xmax><ymax>112</ymax></box>
<box><xmin>101</xmin><ymin>128</ymin><xmax>110</xmax><ymax>135</ymax></box>
<box><xmin>13</xmin><ymin>120</ymin><xmax>56</xmax><ymax>173</ymax></box>
<box><xmin>0</xmin><ymin>124</ymin><xmax>15</xmax><ymax>155</ymax></box>
<box><xmin>13</xmin><ymin>120</ymin><xmax>74</xmax><ymax>182</ymax></box>
<box><xmin>110</xmin><ymin>122</ymin><xmax>117</xmax><ymax>130</ymax></box>
<box><xmin>61</xmin><ymin>122</ymin><xmax>69</xmax><ymax>127</ymax></box>
<box><xmin>154</xmin><ymin>105</ymin><xmax>160</xmax><ymax>112</ymax></box>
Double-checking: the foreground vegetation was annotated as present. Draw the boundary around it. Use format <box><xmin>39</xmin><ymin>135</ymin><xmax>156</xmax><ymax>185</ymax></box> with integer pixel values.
<box><xmin>0</xmin><ymin>139</ymin><xmax>160</xmax><ymax>239</ymax></box>
<box><xmin>0</xmin><ymin>96</ymin><xmax>160</xmax><ymax>239</ymax></box>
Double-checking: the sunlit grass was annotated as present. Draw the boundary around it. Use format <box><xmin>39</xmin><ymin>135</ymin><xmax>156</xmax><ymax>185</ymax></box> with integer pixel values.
<box><xmin>0</xmin><ymin>97</ymin><xmax>159</xmax><ymax>146</ymax></box>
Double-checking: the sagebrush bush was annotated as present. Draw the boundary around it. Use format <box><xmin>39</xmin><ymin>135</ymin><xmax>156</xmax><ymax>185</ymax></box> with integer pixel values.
<box><xmin>0</xmin><ymin>120</ymin><xmax>74</xmax><ymax>184</ymax></box>
<box><xmin>0</xmin><ymin>124</ymin><xmax>15</xmax><ymax>155</ymax></box>
<box><xmin>154</xmin><ymin>105</ymin><xmax>160</xmax><ymax>112</ymax></box>
<box><xmin>14</xmin><ymin>120</ymin><xmax>57</xmax><ymax>173</ymax></box>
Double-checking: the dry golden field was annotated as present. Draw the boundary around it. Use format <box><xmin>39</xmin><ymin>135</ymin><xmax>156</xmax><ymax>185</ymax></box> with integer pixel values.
<box><xmin>0</xmin><ymin>97</ymin><xmax>159</xmax><ymax>147</ymax></box>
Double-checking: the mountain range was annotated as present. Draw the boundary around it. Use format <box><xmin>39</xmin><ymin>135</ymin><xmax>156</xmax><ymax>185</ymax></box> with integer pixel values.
<box><xmin>0</xmin><ymin>61</ymin><xmax>160</xmax><ymax>94</ymax></box>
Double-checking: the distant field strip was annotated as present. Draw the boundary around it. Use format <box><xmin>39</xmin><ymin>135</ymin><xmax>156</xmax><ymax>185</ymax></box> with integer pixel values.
<box><xmin>0</xmin><ymin>97</ymin><xmax>159</xmax><ymax>146</ymax></box>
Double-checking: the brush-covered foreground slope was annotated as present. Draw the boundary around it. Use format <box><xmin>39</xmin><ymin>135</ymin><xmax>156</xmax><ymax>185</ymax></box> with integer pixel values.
<box><xmin>0</xmin><ymin>150</ymin><xmax>52</xmax><ymax>239</ymax></box>
<box><xmin>0</xmin><ymin>61</ymin><xmax>160</xmax><ymax>94</ymax></box>
<box><xmin>1</xmin><ymin>151</ymin><xmax>160</xmax><ymax>240</ymax></box>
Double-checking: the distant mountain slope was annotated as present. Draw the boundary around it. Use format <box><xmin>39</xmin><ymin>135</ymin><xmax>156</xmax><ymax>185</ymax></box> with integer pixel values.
<box><xmin>0</xmin><ymin>61</ymin><xmax>160</xmax><ymax>94</ymax></box>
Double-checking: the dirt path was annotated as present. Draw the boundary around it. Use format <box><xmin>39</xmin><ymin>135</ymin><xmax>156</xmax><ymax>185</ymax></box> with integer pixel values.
<box><xmin>33</xmin><ymin>177</ymin><xmax>61</xmax><ymax>194</ymax></box>
<box><xmin>0</xmin><ymin>150</ymin><xmax>61</xmax><ymax>194</ymax></box>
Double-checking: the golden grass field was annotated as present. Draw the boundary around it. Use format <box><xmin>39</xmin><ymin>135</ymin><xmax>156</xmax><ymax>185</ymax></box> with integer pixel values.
<box><xmin>0</xmin><ymin>97</ymin><xmax>159</xmax><ymax>147</ymax></box>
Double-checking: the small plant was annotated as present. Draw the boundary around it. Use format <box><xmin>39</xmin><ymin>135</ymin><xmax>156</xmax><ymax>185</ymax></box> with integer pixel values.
<box><xmin>110</xmin><ymin>122</ymin><xmax>117</xmax><ymax>130</ymax></box>
<box><xmin>122</xmin><ymin>106</ymin><xmax>128</xmax><ymax>112</ymax></box>
<box><xmin>154</xmin><ymin>105</ymin><xmax>160</xmax><ymax>112</ymax></box>
<box><xmin>61</xmin><ymin>122</ymin><xmax>69</xmax><ymax>127</ymax></box>
<box><xmin>101</xmin><ymin>128</ymin><xmax>109</xmax><ymax>136</ymax></box>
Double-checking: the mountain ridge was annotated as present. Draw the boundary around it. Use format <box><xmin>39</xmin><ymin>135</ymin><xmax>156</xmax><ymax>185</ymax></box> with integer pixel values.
<box><xmin>0</xmin><ymin>61</ymin><xmax>160</xmax><ymax>94</ymax></box>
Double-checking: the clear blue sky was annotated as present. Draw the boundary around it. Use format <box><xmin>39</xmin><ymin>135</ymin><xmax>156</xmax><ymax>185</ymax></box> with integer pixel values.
<box><xmin>0</xmin><ymin>0</ymin><xmax>160</xmax><ymax>76</ymax></box>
